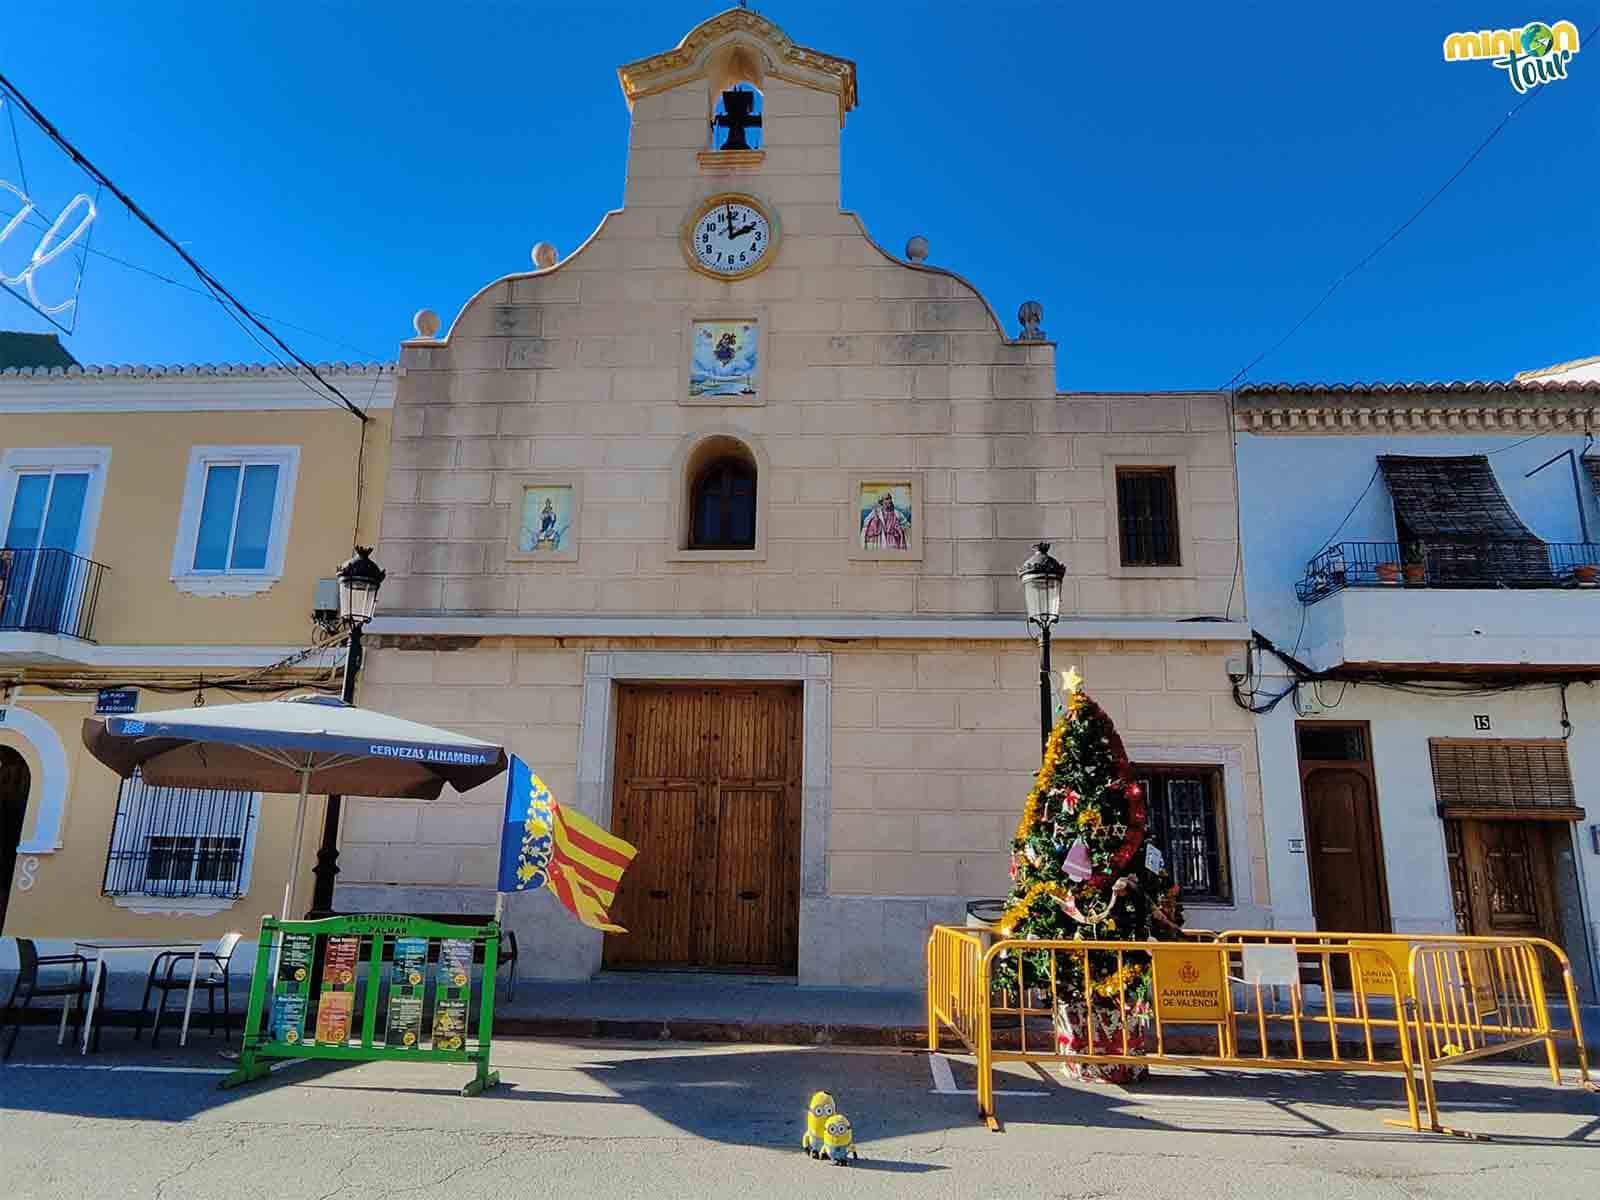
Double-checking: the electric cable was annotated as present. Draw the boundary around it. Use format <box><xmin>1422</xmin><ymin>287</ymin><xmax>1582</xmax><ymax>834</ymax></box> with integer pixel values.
<box><xmin>0</xmin><ymin>70</ymin><xmax>368</xmax><ymax>421</ymax></box>
<box><xmin>1218</xmin><ymin>24</ymin><xmax>1598</xmax><ymax>389</ymax></box>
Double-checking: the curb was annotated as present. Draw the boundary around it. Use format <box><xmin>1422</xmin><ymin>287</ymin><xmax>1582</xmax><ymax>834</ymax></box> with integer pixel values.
<box><xmin>492</xmin><ymin>1016</ymin><xmax>929</xmax><ymax>1046</ymax></box>
<box><xmin>14</xmin><ymin>1008</ymin><xmax>1596</xmax><ymax>1059</ymax></box>
<box><xmin>8</xmin><ymin>1006</ymin><xmax>929</xmax><ymax>1049</ymax></box>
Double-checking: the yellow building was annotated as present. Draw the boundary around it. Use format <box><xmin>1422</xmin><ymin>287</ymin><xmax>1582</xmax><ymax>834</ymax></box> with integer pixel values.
<box><xmin>0</xmin><ymin>354</ymin><xmax>392</xmax><ymax>965</ymax></box>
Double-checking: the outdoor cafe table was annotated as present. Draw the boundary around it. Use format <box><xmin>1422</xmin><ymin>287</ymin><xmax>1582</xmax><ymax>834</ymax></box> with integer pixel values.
<box><xmin>59</xmin><ymin>939</ymin><xmax>205</xmax><ymax>1055</ymax></box>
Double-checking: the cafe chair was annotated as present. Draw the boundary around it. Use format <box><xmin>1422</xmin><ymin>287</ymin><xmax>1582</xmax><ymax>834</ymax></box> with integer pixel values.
<box><xmin>2</xmin><ymin>938</ymin><xmax>103</xmax><ymax>1059</ymax></box>
<box><xmin>136</xmin><ymin>931</ymin><xmax>244</xmax><ymax>1047</ymax></box>
<box><xmin>499</xmin><ymin>929</ymin><xmax>520</xmax><ymax>1000</ymax></box>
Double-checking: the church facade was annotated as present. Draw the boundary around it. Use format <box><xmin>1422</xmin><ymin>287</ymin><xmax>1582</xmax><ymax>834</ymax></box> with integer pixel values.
<box><xmin>345</xmin><ymin>10</ymin><xmax>1262</xmax><ymax>986</ymax></box>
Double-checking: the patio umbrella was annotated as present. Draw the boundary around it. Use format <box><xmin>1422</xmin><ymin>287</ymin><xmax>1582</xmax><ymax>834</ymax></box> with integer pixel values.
<box><xmin>82</xmin><ymin>694</ymin><xmax>508</xmax><ymax>916</ymax></box>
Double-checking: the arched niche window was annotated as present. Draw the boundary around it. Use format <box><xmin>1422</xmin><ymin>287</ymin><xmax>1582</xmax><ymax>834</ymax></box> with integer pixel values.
<box><xmin>691</xmin><ymin>455</ymin><xmax>756</xmax><ymax>549</ymax></box>
<box><xmin>671</xmin><ymin>432</ymin><xmax>766</xmax><ymax>561</ymax></box>
<box><xmin>707</xmin><ymin>44</ymin><xmax>764</xmax><ymax>151</ymax></box>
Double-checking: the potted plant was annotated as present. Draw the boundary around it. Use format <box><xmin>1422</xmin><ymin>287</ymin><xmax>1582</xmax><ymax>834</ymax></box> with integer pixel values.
<box><xmin>1403</xmin><ymin>544</ymin><xmax>1427</xmax><ymax>586</ymax></box>
<box><xmin>1375</xmin><ymin>561</ymin><xmax>1401</xmax><ymax>585</ymax></box>
<box><xmin>1327</xmin><ymin>546</ymin><xmax>1348</xmax><ymax>588</ymax></box>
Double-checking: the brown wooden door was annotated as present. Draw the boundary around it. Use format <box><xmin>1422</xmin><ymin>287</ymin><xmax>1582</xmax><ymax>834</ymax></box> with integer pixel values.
<box><xmin>1303</xmin><ymin>766</ymin><xmax>1389</xmax><ymax>933</ymax></box>
<box><xmin>1450</xmin><ymin>819</ymin><xmax>1565</xmax><ymax>990</ymax></box>
<box><xmin>603</xmin><ymin>685</ymin><xmax>801</xmax><ymax>972</ymax></box>
<box><xmin>0</xmin><ymin>747</ymin><xmax>29</xmax><ymax>937</ymax></box>
<box><xmin>1454</xmin><ymin>820</ymin><xmax>1563</xmax><ymax>940</ymax></box>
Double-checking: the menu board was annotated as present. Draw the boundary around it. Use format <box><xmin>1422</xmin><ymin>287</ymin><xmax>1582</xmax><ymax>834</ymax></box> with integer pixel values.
<box><xmin>431</xmin><ymin>938</ymin><xmax>473</xmax><ymax>1051</ymax></box>
<box><xmin>385</xmin><ymin>936</ymin><xmax>429</xmax><ymax>1049</ymax></box>
<box><xmin>314</xmin><ymin>991</ymin><xmax>355</xmax><ymax>1044</ymax></box>
<box><xmin>309</xmin><ymin>934</ymin><xmax>361</xmax><ymax>1045</ymax></box>
<box><xmin>278</xmin><ymin>933</ymin><xmax>313</xmax><ymax>984</ymax></box>
<box><xmin>387</xmin><ymin>995</ymin><xmax>423</xmax><ymax>1048</ymax></box>
<box><xmin>439</xmin><ymin>939</ymin><xmax>472</xmax><ymax>989</ymax></box>
<box><xmin>323</xmin><ymin>936</ymin><xmax>360</xmax><ymax>986</ymax></box>
<box><xmin>392</xmin><ymin>937</ymin><xmax>427</xmax><ymax>987</ymax></box>
<box><xmin>269</xmin><ymin>994</ymin><xmax>307</xmax><ymax>1044</ymax></box>
<box><xmin>431</xmin><ymin>997</ymin><xmax>466</xmax><ymax>1051</ymax></box>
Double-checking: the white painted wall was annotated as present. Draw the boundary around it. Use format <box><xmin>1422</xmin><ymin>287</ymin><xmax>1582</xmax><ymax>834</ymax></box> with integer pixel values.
<box><xmin>1238</xmin><ymin>429</ymin><xmax>1600</xmax><ymax>999</ymax></box>
<box><xmin>1236</xmin><ymin>431</ymin><xmax>1598</xmax><ymax>657</ymax></box>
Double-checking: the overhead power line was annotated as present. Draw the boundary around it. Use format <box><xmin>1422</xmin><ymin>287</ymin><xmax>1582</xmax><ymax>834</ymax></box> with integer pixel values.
<box><xmin>0</xmin><ymin>70</ymin><xmax>369</xmax><ymax>421</ymax></box>
<box><xmin>44</xmin><ymin>226</ymin><xmax>381</xmax><ymax>360</ymax></box>
<box><xmin>1219</xmin><ymin>27</ymin><xmax>1598</xmax><ymax>391</ymax></box>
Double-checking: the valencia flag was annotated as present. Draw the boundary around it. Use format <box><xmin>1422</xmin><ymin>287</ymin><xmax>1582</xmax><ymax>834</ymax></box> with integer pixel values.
<box><xmin>498</xmin><ymin>756</ymin><xmax>637</xmax><ymax>932</ymax></box>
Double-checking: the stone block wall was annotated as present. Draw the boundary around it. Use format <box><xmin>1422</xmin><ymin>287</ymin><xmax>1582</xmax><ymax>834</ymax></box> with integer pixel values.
<box><xmin>377</xmin><ymin>72</ymin><xmax>1240</xmax><ymax>625</ymax></box>
<box><xmin>342</xmin><ymin>636</ymin><xmax>1261</xmax><ymax>987</ymax></box>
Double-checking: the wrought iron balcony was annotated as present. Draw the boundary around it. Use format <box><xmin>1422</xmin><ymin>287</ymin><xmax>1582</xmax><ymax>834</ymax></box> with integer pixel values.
<box><xmin>1297</xmin><ymin>540</ymin><xmax>1600</xmax><ymax>603</ymax></box>
<box><xmin>0</xmin><ymin>547</ymin><xmax>108</xmax><ymax>640</ymax></box>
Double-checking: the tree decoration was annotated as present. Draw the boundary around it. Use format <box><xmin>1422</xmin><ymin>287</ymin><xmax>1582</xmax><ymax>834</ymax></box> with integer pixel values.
<box><xmin>993</xmin><ymin>666</ymin><xmax>1185</xmax><ymax>1082</ymax></box>
<box><xmin>1061</xmin><ymin>839</ymin><xmax>1093</xmax><ymax>881</ymax></box>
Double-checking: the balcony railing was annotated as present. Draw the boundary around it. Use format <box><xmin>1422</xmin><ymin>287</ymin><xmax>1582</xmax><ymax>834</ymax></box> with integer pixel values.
<box><xmin>0</xmin><ymin>547</ymin><xmax>107</xmax><ymax>640</ymax></box>
<box><xmin>1297</xmin><ymin>540</ymin><xmax>1600</xmax><ymax>603</ymax></box>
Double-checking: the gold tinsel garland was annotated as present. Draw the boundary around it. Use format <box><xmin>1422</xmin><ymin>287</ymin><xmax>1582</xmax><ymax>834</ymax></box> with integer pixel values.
<box><xmin>1014</xmin><ymin>720</ymin><xmax>1067</xmax><ymax>842</ymax></box>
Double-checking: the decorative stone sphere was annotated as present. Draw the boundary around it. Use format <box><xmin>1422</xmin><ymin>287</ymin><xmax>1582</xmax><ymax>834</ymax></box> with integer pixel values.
<box><xmin>905</xmin><ymin>235</ymin><xmax>929</xmax><ymax>263</ymax></box>
<box><xmin>532</xmin><ymin>242</ymin><xmax>559</xmax><ymax>269</ymax></box>
<box><xmin>1017</xmin><ymin>300</ymin><xmax>1046</xmax><ymax>341</ymax></box>
<box><xmin>412</xmin><ymin>309</ymin><xmax>441</xmax><ymax>338</ymax></box>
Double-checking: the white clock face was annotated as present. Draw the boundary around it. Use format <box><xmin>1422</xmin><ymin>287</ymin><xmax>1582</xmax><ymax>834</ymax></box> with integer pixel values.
<box><xmin>691</xmin><ymin>199</ymin><xmax>771</xmax><ymax>276</ymax></box>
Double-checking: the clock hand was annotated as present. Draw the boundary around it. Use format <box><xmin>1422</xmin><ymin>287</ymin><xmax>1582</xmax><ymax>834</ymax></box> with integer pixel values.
<box><xmin>729</xmin><ymin>222</ymin><xmax>757</xmax><ymax>239</ymax></box>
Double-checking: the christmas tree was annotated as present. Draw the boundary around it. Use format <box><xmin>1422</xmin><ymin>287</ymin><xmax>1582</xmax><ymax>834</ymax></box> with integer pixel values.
<box><xmin>994</xmin><ymin>667</ymin><xmax>1185</xmax><ymax>1081</ymax></box>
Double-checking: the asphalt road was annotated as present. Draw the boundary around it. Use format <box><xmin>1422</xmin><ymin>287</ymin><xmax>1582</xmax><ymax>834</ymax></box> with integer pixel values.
<box><xmin>1</xmin><ymin>1028</ymin><xmax>1597</xmax><ymax>1199</ymax></box>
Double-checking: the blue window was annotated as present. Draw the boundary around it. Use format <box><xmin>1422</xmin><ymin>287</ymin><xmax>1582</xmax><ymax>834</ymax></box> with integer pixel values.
<box><xmin>193</xmin><ymin>463</ymin><xmax>279</xmax><ymax>572</ymax></box>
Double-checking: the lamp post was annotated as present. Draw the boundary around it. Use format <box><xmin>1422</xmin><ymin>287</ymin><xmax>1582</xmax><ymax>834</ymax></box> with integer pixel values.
<box><xmin>1018</xmin><ymin>542</ymin><xmax>1066</xmax><ymax>757</ymax></box>
<box><xmin>309</xmin><ymin>546</ymin><xmax>386</xmax><ymax>915</ymax></box>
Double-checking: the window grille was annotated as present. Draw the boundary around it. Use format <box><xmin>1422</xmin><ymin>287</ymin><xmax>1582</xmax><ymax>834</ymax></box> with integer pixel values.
<box><xmin>1116</xmin><ymin>467</ymin><xmax>1180</xmax><ymax>566</ymax></box>
<box><xmin>102</xmin><ymin>771</ymin><xmax>257</xmax><ymax>899</ymax></box>
<box><xmin>1135</xmin><ymin>766</ymin><xmax>1229</xmax><ymax>903</ymax></box>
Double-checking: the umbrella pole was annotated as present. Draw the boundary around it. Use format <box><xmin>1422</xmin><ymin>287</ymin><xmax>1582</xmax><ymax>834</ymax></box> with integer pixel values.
<box><xmin>281</xmin><ymin>768</ymin><xmax>313</xmax><ymax>919</ymax></box>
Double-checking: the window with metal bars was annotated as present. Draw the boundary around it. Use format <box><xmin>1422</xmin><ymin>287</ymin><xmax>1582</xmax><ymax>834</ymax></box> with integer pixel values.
<box><xmin>1116</xmin><ymin>467</ymin><xmax>1180</xmax><ymax>567</ymax></box>
<box><xmin>1133</xmin><ymin>766</ymin><xmax>1230</xmax><ymax>903</ymax></box>
<box><xmin>102</xmin><ymin>771</ymin><xmax>258</xmax><ymax>899</ymax></box>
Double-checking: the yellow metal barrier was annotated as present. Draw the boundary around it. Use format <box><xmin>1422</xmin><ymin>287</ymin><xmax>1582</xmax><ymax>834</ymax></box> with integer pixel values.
<box><xmin>925</xmin><ymin>925</ymin><xmax>1592</xmax><ymax>1133</ymax></box>
<box><xmin>1214</xmin><ymin>928</ymin><xmax>1593</xmax><ymax>1133</ymax></box>
<box><xmin>926</xmin><ymin>924</ymin><xmax>988</xmax><ymax>1065</ymax></box>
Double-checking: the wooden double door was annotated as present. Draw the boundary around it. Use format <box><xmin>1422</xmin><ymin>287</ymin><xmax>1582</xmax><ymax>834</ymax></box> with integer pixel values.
<box><xmin>1445</xmin><ymin>819</ymin><xmax>1564</xmax><ymax>944</ymax></box>
<box><xmin>603</xmin><ymin>685</ymin><xmax>802</xmax><ymax>973</ymax></box>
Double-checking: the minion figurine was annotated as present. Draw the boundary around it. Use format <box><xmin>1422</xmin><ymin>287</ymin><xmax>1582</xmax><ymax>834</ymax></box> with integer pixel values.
<box><xmin>821</xmin><ymin>1112</ymin><xmax>858</xmax><ymax>1166</ymax></box>
<box><xmin>801</xmin><ymin>1091</ymin><xmax>836</xmax><ymax>1157</ymax></box>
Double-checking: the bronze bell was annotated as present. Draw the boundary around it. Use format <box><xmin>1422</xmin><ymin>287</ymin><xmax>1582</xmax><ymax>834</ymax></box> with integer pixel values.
<box><xmin>714</xmin><ymin>89</ymin><xmax>761</xmax><ymax>151</ymax></box>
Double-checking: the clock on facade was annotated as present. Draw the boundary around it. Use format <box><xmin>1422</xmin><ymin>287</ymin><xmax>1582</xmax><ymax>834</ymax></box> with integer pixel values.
<box><xmin>681</xmin><ymin>193</ymin><xmax>776</xmax><ymax>281</ymax></box>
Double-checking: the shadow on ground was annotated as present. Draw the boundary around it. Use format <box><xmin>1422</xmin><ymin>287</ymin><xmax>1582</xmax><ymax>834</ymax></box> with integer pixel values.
<box><xmin>2</xmin><ymin>1027</ymin><xmax>1594</xmax><ymax>1152</ymax></box>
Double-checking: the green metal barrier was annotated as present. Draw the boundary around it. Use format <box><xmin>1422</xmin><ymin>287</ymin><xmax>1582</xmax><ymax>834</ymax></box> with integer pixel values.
<box><xmin>221</xmin><ymin>913</ymin><xmax>501</xmax><ymax>1096</ymax></box>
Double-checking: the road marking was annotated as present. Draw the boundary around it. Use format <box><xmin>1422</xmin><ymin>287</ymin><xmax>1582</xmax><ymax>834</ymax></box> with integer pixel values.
<box><xmin>927</xmin><ymin>1053</ymin><xmax>1047</xmax><ymax>1097</ymax></box>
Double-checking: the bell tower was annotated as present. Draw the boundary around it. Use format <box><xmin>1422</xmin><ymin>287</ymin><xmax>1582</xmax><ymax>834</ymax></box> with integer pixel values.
<box><xmin>616</xmin><ymin>9</ymin><xmax>858</xmax><ymax>208</ymax></box>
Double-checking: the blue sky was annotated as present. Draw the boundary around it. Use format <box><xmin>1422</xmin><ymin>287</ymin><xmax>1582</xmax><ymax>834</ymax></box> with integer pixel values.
<box><xmin>0</xmin><ymin>3</ymin><xmax>1595</xmax><ymax>391</ymax></box>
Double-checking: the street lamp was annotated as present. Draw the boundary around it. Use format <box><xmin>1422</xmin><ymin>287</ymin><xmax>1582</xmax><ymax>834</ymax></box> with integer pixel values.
<box><xmin>335</xmin><ymin>545</ymin><xmax>386</xmax><ymax>632</ymax></box>
<box><xmin>310</xmin><ymin>546</ymin><xmax>386</xmax><ymax>914</ymax></box>
<box><xmin>1018</xmin><ymin>542</ymin><xmax>1066</xmax><ymax>756</ymax></box>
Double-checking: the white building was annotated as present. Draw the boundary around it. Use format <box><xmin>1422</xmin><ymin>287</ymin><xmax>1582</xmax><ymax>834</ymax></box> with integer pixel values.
<box><xmin>1234</xmin><ymin>379</ymin><xmax>1600</xmax><ymax>1001</ymax></box>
